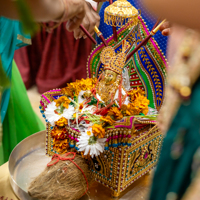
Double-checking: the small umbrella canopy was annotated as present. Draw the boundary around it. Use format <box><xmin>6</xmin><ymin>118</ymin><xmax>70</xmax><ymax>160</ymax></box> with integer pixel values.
<box><xmin>104</xmin><ymin>0</ymin><xmax>139</xmax><ymax>27</ymax></box>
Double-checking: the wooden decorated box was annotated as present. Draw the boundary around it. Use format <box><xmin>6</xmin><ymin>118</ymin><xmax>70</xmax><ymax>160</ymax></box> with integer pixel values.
<box><xmin>40</xmin><ymin>16</ymin><xmax>167</xmax><ymax>197</ymax></box>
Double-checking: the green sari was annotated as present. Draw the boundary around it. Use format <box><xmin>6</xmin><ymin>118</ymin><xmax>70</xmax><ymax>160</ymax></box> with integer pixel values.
<box><xmin>0</xmin><ymin>17</ymin><xmax>45</xmax><ymax>165</ymax></box>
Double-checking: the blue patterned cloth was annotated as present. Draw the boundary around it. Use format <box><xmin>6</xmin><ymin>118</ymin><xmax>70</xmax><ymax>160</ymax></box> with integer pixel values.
<box><xmin>98</xmin><ymin>0</ymin><xmax>168</xmax><ymax>55</ymax></box>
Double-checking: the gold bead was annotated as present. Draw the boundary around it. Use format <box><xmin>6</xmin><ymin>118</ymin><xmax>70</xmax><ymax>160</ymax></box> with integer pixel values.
<box><xmin>180</xmin><ymin>86</ymin><xmax>191</xmax><ymax>97</ymax></box>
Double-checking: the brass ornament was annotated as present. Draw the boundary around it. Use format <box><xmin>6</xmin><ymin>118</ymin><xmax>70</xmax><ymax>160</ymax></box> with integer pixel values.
<box><xmin>104</xmin><ymin>0</ymin><xmax>139</xmax><ymax>27</ymax></box>
<box><xmin>100</xmin><ymin>46</ymin><xmax>116</xmax><ymax>65</ymax></box>
<box><xmin>100</xmin><ymin>40</ymin><xmax>130</xmax><ymax>75</ymax></box>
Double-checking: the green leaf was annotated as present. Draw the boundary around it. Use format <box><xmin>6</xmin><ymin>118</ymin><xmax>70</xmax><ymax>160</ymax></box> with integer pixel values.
<box><xmin>15</xmin><ymin>0</ymin><xmax>38</xmax><ymax>35</ymax></box>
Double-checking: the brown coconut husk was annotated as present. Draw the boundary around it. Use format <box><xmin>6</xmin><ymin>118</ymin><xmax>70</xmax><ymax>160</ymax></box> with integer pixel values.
<box><xmin>28</xmin><ymin>153</ymin><xmax>92</xmax><ymax>200</ymax></box>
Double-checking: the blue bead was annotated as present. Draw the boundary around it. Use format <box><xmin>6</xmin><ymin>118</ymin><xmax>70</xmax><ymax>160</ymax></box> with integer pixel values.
<box><xmin>39</xmin><ymin>106</ymin><xmax>42</xmax><ymax>109</ymax></box>
<box><xmin>42</xmin><ymin>114</ymin><xmax>46</xmax><ymax>118</ymax></box>
<box><xmin>40</xmin><ymin>110</ymin><xmax>44</xmax><ymax>113</ymax></box>
<box><xmin>50</xmin><ymin>127</ymin><xmax>53</xmax><ymax>130</ymax></box>
<box><xmin>45</xmin><ymin>119</ymin><xmax>48</xmax><ymax>122</ymax></box>
<box><xmin>69</xmin><ymin>144</ymin><xmax>75</xmax><ymax>148</ymax></box>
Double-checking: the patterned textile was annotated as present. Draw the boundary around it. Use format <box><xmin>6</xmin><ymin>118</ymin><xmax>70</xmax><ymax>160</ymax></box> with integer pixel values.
<box><xmin>98</xmin><ymin>0</ymin><xmax>168</xmax><ymax>55</ymax></box>
<box><xmin>88</xmin><ymin>17</ymin><xmax>168</xmax><ymax>111</ymax></box>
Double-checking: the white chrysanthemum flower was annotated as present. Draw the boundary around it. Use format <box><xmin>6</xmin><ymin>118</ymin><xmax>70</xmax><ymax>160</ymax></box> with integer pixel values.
<box><xmin>78</xmin><ymin>90</ymin><xmax>85</xmax><ymax>104</ymax></box>
<box><xmin>44</xmin><ymin>101</ymin><xmax>75</xmax><ymax>126</ymax></box>
<box><xmin>77</xmin><ymin>128</ymin><xmax>107</xmax><ymax>158</ymax></box>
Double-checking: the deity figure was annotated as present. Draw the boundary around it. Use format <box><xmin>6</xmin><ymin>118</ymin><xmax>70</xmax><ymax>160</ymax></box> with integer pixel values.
<box><xmin>84</xmin><ymin>40</ymin><xmax>130</xmax><ymax>106</ymax></box>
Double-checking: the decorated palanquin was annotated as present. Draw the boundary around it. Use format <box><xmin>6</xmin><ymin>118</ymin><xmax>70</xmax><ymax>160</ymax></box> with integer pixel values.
<box><xmin>39</xmin><ymin>6</ymin><xmax>167</xmax><ymax>198</ymax></box>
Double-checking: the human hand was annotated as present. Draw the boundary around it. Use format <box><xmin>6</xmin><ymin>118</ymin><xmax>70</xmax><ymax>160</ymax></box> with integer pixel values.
<box><xmin>73</xmin><ymin>1</ymin><xmax>100</xmax><ymax>39</ymax></box>
<box><xmin>64</xmin><ymin>0</ymin><xmax>86</xmax><ymax>32</ymax></box>
<box><xmin>159</xmin><ymin>21</ymin><xmax>171</xmax><ymax>36</ymax></box>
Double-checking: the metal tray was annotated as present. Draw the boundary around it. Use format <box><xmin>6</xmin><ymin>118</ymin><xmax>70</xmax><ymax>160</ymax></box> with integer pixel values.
<box><xmin>9</xmin><ymin>131</ymin><xmax>150</xmax><ymax>200</ymax></box>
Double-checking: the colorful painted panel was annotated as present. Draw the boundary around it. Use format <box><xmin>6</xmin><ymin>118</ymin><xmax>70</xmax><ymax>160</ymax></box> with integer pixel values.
<box><xmin>87</xmin><ymin>16</ymin><xmax>168</xmax><ymax>110</ymax></box>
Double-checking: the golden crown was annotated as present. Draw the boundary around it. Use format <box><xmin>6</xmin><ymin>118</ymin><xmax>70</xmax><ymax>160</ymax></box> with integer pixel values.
<box><xmin>100</xmin><ymin>40</ymin><xmax>130</xmax><ymax>74</ymax></box>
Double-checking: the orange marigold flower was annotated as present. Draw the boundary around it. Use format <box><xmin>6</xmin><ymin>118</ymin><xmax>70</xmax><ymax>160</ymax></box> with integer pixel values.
<box><xmin>81</xmin><ymin>151</ymin><xmax>91</xmax><ymax>160</ymax></box>
<box><xmin>107</xmin><ymin>107</ymin><xmax>123</xmax><ymax>120</ymax></box>
<box><xmin>61</xmin><ymin>78</ymin><xmax>97</xmax><ymax>98</ymax></box>
<box><xmin>126</xmin><ymin>94</ymin><xmax>149</xmax><ymax>116</ymax></box>
<box><xmin>100</xmin><ymin>116</ymin><xmax>115</xmax><ymax>125</ymax></box>
<box><xmin>51</xmin><ymin>126</ymin><xmax>68</xmax><ymax>140</ymax></box>
<box><xmin>92</xmin><ymin>124</ymin><xmax>105</xmax><ymax>138</ymax></box>
<box><xmin>120</xmin><ymin>104</ymin><xmax>128</xmax><ymax>115</ymax></box>
<box><xmin>61</xmin><ymin>86</ymin><xmax>74</xmax><ymax>98</ymax></box>
<box><xmin>54</xmin><ymin>96</ymin><xmax>71</xmax><ymax>109</ymax></box>
<box><xmin>55</xmin><ymin>117</ymin><xmax>68</xmax><ymax>127</ymax></box>
<box><xmin>53</xmin><ymin>139</ymin><xmax>69</xmax><ymax>154</ymax></box>
<box><xmin>128</xmin><ymin>87</ymin><xmax>145</xmax><ymax>102</ymax></box>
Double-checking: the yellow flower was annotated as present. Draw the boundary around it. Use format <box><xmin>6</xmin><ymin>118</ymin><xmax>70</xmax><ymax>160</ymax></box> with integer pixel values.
<box><xmin>61</xmin><ymin>86</ymin><xmax>74</xmax><ymax>98</ymax></box>
<box><xmin>126</xmin><ymin>94</ymin><xmax>149</xmax><ymax>116</ymax></box>
<box><xmin>128</xmin><ymin>87</ymin><xmax>145</xmax><ymax>102</ymax></box>
<box><xmin>61</xmin><ymin>78</ymin><xmax>97</xmax><ymax>98</ymax></box>
<box><xmin>100</xmin><ymin>116</ymin><xmax>115</xmax><ymax>125</ymax></box>
<box><xmin>107</xmin><ymin>107</ymin><xmax>123</xmax><ymax>120</ymax></box>
<box><xmin>53</xmin><ymin>139</ymin><xmax>69</xmax><ymax>154</ymax></box>
<box><xmin>55</xmin><ymin>117</ymin><xmax>68</xmax><ymax>127</ymax></box>
<box><xmin>92</xmin><ymin>124</ymin><xmax>105</xmax><ymax>138</ymax></box>
<box><xmin>87</xmin><ymin>131</ymin><xmax>92</xmax><ymax>136</ymax></box>
<box><xmin>51</xmin><ymin>126</ymin><xmax>68</xmax><ymax>140</ymax></box>
<box><xmin>73</xmin><ymin>113</ymin><xmax>76</xmax><ymax>118</ymax></box>
<box><xmin>120</xmin><ymin>104</ymin><xmax>128</xmax><ymax>115</ymax></box>
<box><xmin>54</xmin><ymin>96</ymin><xmax>71</xmax><ymax>109</ymax></box>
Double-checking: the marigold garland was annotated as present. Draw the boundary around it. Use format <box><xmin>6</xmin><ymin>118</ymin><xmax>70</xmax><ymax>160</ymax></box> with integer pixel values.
<box><xmin>53</xmin><ymin>138</ymin><xmax>69</xmax><ymax>154</ymax></box>
<box><xmin>92</xmin><ymin>124</ymin><xmax>106</xmax><ymax>138</ymax></box>
<box><xmin>128</xmin><ymin>87</ymin><xmax>145</xmax><ymax>102</ymax></box>
<box><xmin>107</xmin><ymin>107</ymin><xmax>123</xmax><ymax>120</ymax></box>
<box><xmin>126</xmin><ymin>94</ymin><xmax>149</xmax><ymax>115</ymax></box>
<box><xmin>54</xmin><ymin>96</ymin><xmax>71</xmax><ymax>109</ymax></box>
<box><xmin>61</xmin><ymin>78</ymin><xmax>97</xmax><ymax>98</ymax></box>
<box><xmin>55</xmin><ymin>117</ymin><xmax>68</xmax><ymax>127</ymax></box>
<box><xmin>100</xmin><ymin>116</ymin><xmax>115</xmax><ymax>125</ymax></box>
<box><xmin>51</xmin><ymin>126</ymin><xmax>68</xmax><ymax>140</ymax></box>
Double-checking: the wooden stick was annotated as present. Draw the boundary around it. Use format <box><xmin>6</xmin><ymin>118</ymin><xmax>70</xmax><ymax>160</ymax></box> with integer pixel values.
<box><xmin>80</xmin><ymin>24</ymin><xmax>97</xmax><ymax>45</ymax></box>
<box><xmin>126</xmin><ymin>19</ymin><xmax>166</xmax><ymax>61</ymax></box>
<box><xmin>94</xmin><ymin>26</ymin><xmax>108</xmax><ymax>46</ymax></box>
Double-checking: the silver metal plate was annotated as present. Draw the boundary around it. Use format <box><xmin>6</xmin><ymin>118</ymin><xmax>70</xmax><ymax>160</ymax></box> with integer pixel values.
<box><xmin>9</xmin><ymin>131</ymin><xmax>150</xmax><ymax>200</ymax></box>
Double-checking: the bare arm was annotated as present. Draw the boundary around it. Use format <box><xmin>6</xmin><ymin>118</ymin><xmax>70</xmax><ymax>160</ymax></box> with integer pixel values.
<box><xmin>0</xmin><ymin>0</ymin><xmax>64</xmax><ymax>21</ymax></box>
<box><xmin>0</xmin><ymin>0</ymin><xmax>85</xmax><ymax>31</ymax></box>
